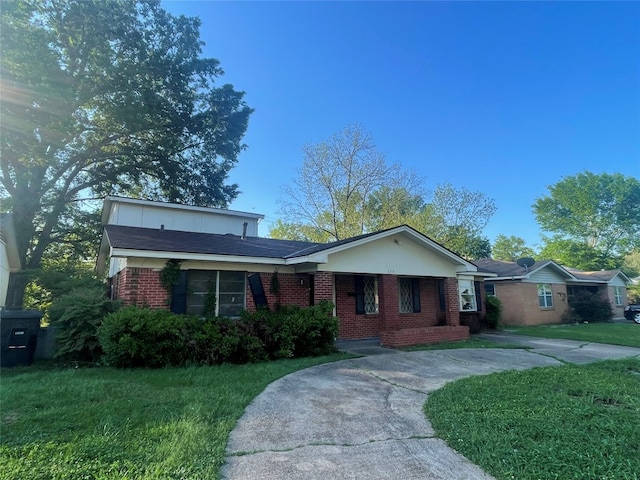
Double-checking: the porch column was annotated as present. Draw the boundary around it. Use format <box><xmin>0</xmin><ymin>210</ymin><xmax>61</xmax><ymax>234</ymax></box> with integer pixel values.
<box><xmin>379</xmin><ymin>274</ymin><xmax>401</xmax><ymax>331</ymax></box>
<box><xmin>444</xmin><ymin>277</ymin><xmax>460</xmax><ymax>327</ymax></box>
<box><xmin>313</xmin><ymin>272</ymin><xmax>334</xmax><ymax>304</ymax></box>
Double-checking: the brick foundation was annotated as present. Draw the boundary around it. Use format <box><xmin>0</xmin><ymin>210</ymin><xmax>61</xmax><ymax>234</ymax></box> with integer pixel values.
<box><xmin>380</xmin><ymin>325</ymin><xmax>469</xmax><ymax>348</ymax></box>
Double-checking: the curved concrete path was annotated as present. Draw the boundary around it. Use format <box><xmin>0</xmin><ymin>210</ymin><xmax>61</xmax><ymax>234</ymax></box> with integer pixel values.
<box><xmin>222</xmin><ymin>339</ymin><xmax>640</xmax><ymax>480</ymax></box>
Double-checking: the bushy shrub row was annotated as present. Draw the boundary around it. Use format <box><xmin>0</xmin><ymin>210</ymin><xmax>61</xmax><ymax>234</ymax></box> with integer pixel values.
<box><xmin>98</xmin><ymin>301</ymin><xmax>338</xmax><ymax>368</ymax></box>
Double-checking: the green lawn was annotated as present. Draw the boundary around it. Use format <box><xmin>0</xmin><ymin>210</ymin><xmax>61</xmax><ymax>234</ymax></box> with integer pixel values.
<box><xmin>509</xmin><ymin>322</ymin><xmax>640</xmax><ymax>347</ymax></box>
<box><xmin>426</xmin><ymin>357</ymin><xmax>640</xmax><ymax>480</ymax></box>
<box><xmin>401</xmin><ymin>337</ymin><xmax>525</xmax><ymax>351</ymax></box>
<box><xmin>0</xmin><ymin>354</ymin><xmax>352</xmax><ymax>480</ymax></box>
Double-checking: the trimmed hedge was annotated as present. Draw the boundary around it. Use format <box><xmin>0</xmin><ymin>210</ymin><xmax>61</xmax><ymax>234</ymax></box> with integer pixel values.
<box><xmin>98</xmin><ymin>301</ymin><xmax>338</xmax><ymax>368</ymax></box>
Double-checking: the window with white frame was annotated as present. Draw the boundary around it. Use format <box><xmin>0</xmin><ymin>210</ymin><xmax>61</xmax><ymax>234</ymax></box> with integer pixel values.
<box><xmin>614</xmin><ymin>286</ymin><xmax>623</xmax><ymax>306</ymax></box>
<box><xmin>458</xmin><ymin>279</ymin><xmax>477</xmax><ymax>311</ymax></box>
<box><xmin>537</xmin><ymin>283</ymin><xmax>553</xmax><ymax>308</ymax></box>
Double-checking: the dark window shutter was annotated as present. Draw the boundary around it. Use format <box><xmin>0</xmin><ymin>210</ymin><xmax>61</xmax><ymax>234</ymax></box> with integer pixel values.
<box><xmin>438</xmin><ymin>279</ymin><xmax>446</xmax><ymax>312</ymax></box>
<box><xmin>355</xmin><ymin>276</ymin><xmax>365</xmax><ymax>314</ymax></box>
<box><xmin>411</xmin><ymin>278</ymin><xmax>421</xmax><ymax>313</ymax></box>
<box><xmin>474</xmin><ymin>281</ymin><xmax>482</xmax><ymax>311</ymax></box>
<box><xmin>248</xmin><ymin>274</ymin><xmax>269</xmax><ymax>310</ymax></box>
<box><xmin>170</xmin><ymin>270</ymin><xmax>188</xmax><ymax>314</ymax></box>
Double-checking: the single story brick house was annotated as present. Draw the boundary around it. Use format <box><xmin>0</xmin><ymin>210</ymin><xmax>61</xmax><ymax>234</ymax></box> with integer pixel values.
<box><xmin>475</xmin><ymin>258</ymin><xmax>632</xmax><ymax>326</ymax></box>
<box><xmin>98</xmin><ymin>196</ymin><xmax>493</xmax><ymax>347</ymax></box>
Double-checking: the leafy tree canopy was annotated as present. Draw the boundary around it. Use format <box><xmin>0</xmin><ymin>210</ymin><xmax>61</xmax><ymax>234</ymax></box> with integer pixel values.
<box><xmin>533</xmin><ymin>172</ymin><xmax>640</xmax><ymax>263</ymax></box>
<box><xmin>0</xmin><ymin>0</ymin><xmax>252</xmax><ymax>305</ymax></box>
<box><xmin>492</xmin><ymin>235</ymin><xmax>537</xmax><ymax>262</ymax></box>
<box><xmin>538</xmin><ymin>236</ymin><xmax>621</xmax><ymax>271</ymax></box>
<box><xmin>274</xmin><ymin>124</ymin><xmax>424</xmax><ymax>241</ymax></box>
<box><xmin>272</xmin><ymin>126</ymin><xmax>497</xmax><ymax>261</ymax></box>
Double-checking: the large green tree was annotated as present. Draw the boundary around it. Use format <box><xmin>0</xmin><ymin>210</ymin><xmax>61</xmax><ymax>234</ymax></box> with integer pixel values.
<box><xmin>533</xmin><ymin>172</ymin><xmax>640</xmax><ymax>269</ymax></box>
<box><xmin>272</xmin><ymin>127</ymin><xmax>497</xmax><ymax>260</ymax></box>
<box><xmin>418</xmin><ymin>183</ymin><xmax>496</xmax><ymax>258</ymax></box>
<box><xmin>492</xmin><ymin>235</ymin><xmax>537</xmax><ymax>262</ymax></box>
<box><xmin>274</xmin><ymin>124</ymin><xmax>423</xmax><ymax>241</ymax></box>
<box><xmin>0</xmin><ymin>0</ymin><xmax>252</xmax><ymax>306</ymax></box>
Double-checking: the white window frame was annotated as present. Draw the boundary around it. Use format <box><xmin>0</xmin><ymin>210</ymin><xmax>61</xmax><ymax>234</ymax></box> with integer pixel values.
<box><xmin>614</xmin><ymin>286</ymin><xmax>623</xmax><ymax>306</ymax></box>
<box><xmin>537</xmin><ymin>283</ymin><xmax>553</xmax><ymax>308</ymax></box>
<box><xmin>458</xmin><ymin>278</ymin><xmax>477</xmax><ymax>311</ymax></box>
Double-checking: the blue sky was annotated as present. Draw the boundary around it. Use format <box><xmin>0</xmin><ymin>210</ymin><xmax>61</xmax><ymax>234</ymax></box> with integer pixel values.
<box><xmin>163</xmin><ymin>1</ymin><xmax>639</xmax><ymax>248</ymax></box>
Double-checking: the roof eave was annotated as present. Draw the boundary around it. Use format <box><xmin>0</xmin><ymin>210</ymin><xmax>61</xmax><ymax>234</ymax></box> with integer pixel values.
<box><xmin>108</xmin><ymin>248</ymin><xmax>287</xmax><ymax>265</ymax></box>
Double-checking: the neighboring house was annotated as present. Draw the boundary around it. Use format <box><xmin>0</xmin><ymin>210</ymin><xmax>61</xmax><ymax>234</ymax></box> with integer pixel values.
<box><xmin>98</xmin><ymin>196</ymin><xmax>493</xmax><ymax>347</ymax></box>
<box><xmin>565</xmin><ymin>268</ymin><xmax>632</xmax><ymax>319</ymax></box>
<box><xmin>0</xmin><ymin>214</ymin><xmax>21</xmax><ymax>309</ymax></box>
<box><xmin>475</xmin><ymin>258</ymin><xmax>632</xmax><ymax>325</ymax></box>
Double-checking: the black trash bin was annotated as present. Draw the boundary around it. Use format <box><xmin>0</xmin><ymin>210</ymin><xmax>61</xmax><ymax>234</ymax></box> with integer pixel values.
<box><xmin>0</xmin><ymin>309</ymin><xmax>43</xmax><ymax>367</ymax></box>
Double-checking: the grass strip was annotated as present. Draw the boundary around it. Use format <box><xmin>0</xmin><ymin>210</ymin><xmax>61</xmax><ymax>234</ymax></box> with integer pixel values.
<box><xmin>0</xmin><ymin>353</ymin><xmax>352</xmax><ymax>480</ymax></box>
<box><xmin>509</xmin><ymin>323</ymin><xmax>640</xmax><ymax>348</ymax></box>
<box><xmin>425</xmin><ymin>358</ymin><xmax>640</xmax><ymax>480</ymax></box>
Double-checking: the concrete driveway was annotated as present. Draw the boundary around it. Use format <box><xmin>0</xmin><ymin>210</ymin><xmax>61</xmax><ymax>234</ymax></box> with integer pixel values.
<box><xmin>221</xmin><ymin>336</ymin><xmax>640</xmax><ymax>480</ymax></box>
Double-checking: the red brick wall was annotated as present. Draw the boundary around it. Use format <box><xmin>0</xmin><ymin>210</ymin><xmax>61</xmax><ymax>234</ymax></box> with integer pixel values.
<box><xmin>245</xmin><ymin>272</ymin><xmax>311</xmax><ymax>312</ymax></box>
<box><xmin>381</xmin><ymin>325</ymin><xmax>469</xmax><ymax>347</ymax></box>
<box><xmin>495</xmin><ymin>281</ymin><xmax>568</xmax><ymax>326</ymax></box>
<box><xmin>114</xmin><ymin>267</ymin><xmax>168</xmax><ymax>309</ymax></box>
<box><xmin>443</xmin><ymin>277</ymin><xmax>461</xmax><ymax>326</ymax></box>
<box><xmin>334</xmin><ymin>274</ymin><xmax>443</xmax><ymax>340</ymax></box>
<box><xmin>335</xmin><ymin>274</ymin><xmax>381</xmax><ymax>339</ymax></box>
<box><xmin>313</xmin><ymin>272</ymin><xmax>334</xmax><ymax>304</ymax></box>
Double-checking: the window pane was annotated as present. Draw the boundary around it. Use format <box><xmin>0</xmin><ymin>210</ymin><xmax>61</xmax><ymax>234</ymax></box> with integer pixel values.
<box><xmin>187</xmin><ymin>271</ymin><xmax>216</xmax><ymax>316</ymax></box>
<box><xmin>363</xmin><ymin>276</ymin><xmax>378</xmax><ymax>314</ymax></box>
<box><xmin>537</xmin><ymin>284</ymin><xmax>552</xmax><ymax>308</ymax></box>
<box><xmin>219</xmin><ymin>271</ymin><xmax>245</xmax><ymax>317</ymax></box>
<box><xmin>399</xmin><ymin>278</ymin><xmax>413</xmax><ymax>313</ymax></box>
<box><xmin>459</xmin><ymin>279</ymin><xmax>477</xmax><ymax>311</ymax></box>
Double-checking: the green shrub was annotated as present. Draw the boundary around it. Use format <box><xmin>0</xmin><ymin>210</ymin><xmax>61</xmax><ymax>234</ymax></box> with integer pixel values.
<box><xmin>569</xmin><ymin>296</ymin><xmax>613</xmax><ymax>323</ymax></box>
<box><xmin>99</xmin><ymin>307</ymin><xmax>200</xmax><ymax>367</ymax></box>
<box><xmin>485</xmin><ymin>295</ymin><xmax>502</xmax><ymax>329</ymax></box>
<box><xmin>48</xmin><ymin>286</ymin><xmax>120</xmax><ymax>362</ymax></box>
<box><xmin>98</xmin><ymin>302</ymin><xmax>339</xmax><ymax>368</ymax></box>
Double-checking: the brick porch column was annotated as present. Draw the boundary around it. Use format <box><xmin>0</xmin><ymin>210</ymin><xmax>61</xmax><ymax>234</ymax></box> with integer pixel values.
<box><xmin>444</xmin><ymin>277</ymin><xmax>460</xmax><ymax>327</ymax></box>
<box><xmin>379</xmin><ymin>274</ymin><xmax>400</xmax><ymax>331</ymax></box>
<box><xmin>313</xmin><ymin>272</ymin><xmax>334</xmax><ymax>304</ymax></box>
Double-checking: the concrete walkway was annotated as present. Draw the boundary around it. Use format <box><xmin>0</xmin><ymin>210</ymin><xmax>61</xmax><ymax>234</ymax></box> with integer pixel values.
<box><xmin>221</xmin><ymin>335</ymin><xmax>640</xmax><ymax>480</ymax></box>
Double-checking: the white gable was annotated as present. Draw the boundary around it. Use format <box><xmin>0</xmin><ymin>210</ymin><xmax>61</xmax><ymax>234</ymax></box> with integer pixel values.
<box><xmin>316</xmin><ymin>231</ymin><xmax>468</xmax><ymax>277</ymax></box>
<box><xmin>102</xmin><ymin>196</ymin><xmax>263</xmax><ymax>236</ymax></box>
<box><xmin>528</xmin><ymin>266</ymin><xmax>569</xmax><ymax>284</ymax></box>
